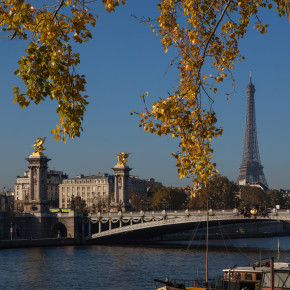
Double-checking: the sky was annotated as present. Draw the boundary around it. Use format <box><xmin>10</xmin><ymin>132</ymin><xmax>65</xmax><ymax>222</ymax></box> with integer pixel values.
<box><xmin>0</xmin><ymin>1</ymin><xmax>290</xmax><ymax>191</ymax></box>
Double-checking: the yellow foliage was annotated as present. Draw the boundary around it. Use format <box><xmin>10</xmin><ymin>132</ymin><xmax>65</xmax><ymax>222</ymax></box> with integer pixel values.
<box><xmin>134</xmin><ymin>0</ymin><xmax>286</xmax><ymax>193</ymax></box>
<box><xmin>1</xmin><ymin>0</ymin><xmax>287</xmax><ymax>193</ymax></box>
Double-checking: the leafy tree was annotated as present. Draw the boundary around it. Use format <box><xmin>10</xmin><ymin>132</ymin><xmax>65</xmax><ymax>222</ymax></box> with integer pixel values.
<box><xmin>70</xmin><ymin>195</ymin><xmax>87</xmax><ymax>214</ymax></box>
<box><xmin>188</xmin><ymin>175</ymin><xmax>239</xmax><ymax>209</ymax></box>
<box><xmin>151</xmin><ymin>187</ymin><xmax>187</xmax><ymax>210</ymax></box>
<box><xmin>240</xmin><ymin>186</ymin><xmax>269</xmax><ymax>208</ymax></box>
<box><xmin>129</xmin><ymin>190</ymin><xmax>152</xmax><ymax>211</ymax></box>
<box><xmin>267</xmin><ymin>189</ymin><xmax>286</xmax><ymax>208</ymax></box>
<box><xmin>1</xmin><ymin>0</ymin><xmax>288</xmax><ymax>191</ymax></box>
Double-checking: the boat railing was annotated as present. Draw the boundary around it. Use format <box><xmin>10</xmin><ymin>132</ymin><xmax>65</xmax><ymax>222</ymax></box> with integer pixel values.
<box><xmin>154</xmin><ymin>278</ymin><xmax>222</xmax><ymax>289</ymax></box>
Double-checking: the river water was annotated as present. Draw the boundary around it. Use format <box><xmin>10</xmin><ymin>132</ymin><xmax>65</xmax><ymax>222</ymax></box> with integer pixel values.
<box><xmin>0</xmin><ymin>237</ymin><xmax>290</xmax><ymax>290</ymax></box>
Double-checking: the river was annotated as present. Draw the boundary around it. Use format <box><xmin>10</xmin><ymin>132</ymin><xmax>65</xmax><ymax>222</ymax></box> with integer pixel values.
<box><xmin>0</xmin><ymin>236</ymin><xmax>289</xmax><ymax>290</ymax></box>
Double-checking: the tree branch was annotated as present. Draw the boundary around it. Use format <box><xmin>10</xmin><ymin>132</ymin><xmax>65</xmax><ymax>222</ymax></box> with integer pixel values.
<box><xmin>52</xmin><ymin>0</ymin><xmax>65</xmax><ymax>20</ymax></box>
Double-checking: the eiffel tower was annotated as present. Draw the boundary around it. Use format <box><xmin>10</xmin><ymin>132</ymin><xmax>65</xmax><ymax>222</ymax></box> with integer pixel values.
<box><xmin>237</xmin><ymin>74</ymin><xmax>268</xmax><ymax>190</ymax></box>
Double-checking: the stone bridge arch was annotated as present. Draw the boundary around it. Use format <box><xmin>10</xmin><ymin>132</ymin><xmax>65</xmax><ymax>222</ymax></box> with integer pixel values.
<box><xmin>86</xmin><ymin>210</ymin><xmax>290</xmax><ymax>243</ymax></box>
<box><xmin>53</xmin><ymin>222</ymin><xmax>67</xmax><ymax>238</ymax></box>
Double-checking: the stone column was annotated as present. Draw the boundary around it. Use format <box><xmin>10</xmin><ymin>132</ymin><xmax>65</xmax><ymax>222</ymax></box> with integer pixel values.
<box><xmin>111</xmin><ymin>165</ymin><xmax>131</xmax><ymax>212</ymax></box>
<box><xmin>23</xmin><ymin>155</ymin><xmax>50</xmax><ymax>213</ymax></box>
<box><xmin>114</xmin><ymin>174</ymin><xmax>119</xmax><ymax>203</ymax></box>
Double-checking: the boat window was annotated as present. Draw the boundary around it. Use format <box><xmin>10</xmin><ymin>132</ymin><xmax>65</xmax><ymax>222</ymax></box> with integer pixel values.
<box><xmin>245</xmin><ymin>273</ymin><xmax>252</xmax><ymax>280</ymax></box>
<box><xmin>235</xmin><ymin>273</ymin><xmax>241</xmax><ymax>280</ymax></box>
<box><xmin>256</xmin><ymin>273</ymin><xmax>262</xmax><ymax>281</ymax></box>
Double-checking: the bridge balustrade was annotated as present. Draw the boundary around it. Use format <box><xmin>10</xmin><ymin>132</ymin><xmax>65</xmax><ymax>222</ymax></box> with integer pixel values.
<box><xmin>83</xmin><ymin>209</ymin><xmax>290</xmax><ymax>240</ymax></box>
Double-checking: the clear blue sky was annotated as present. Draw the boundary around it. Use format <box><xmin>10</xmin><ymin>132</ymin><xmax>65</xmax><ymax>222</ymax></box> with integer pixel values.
<box><xmin>0</xmin><ymin>1</ymin><xmax>289</xmax><ymax>191</ymax></box>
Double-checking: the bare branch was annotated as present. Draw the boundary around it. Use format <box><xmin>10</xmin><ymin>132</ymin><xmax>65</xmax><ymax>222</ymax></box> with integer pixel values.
<box><xmin>52</xmin><ymin>0</ymin><xmax>65</xmax><ymax>20</ymax></box>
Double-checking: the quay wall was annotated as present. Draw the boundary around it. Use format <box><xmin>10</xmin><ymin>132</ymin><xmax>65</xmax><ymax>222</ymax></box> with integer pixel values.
<box><xmin>0</xmin><ymin>238</ymin><xmax>80</xmax><ymax>249</ymax></box>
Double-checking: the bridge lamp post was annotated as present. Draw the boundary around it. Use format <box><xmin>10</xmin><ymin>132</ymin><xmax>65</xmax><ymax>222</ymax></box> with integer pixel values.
<box><xmin>140</xmin><ymin>198</ymin><xmax>144</xmax><ymax>211</ymax></box>
<box><xmin>272</xmin><ymin>197</ymin><xmax>277</xmax><ymax>213</ymax></box>
<box><xmin>234</xmin><ymin>197</ymin><xmax>238</xmax><ymax>209</ymax></box>
<box><xmin>145</xmin><ymin>199</ymin><xmax>150</xmax><ymax>211</ymax></box>
<box><xmin>162</xmin><ymin>198</ymin><xmax>167</xmax><ymax>211</ymax></box>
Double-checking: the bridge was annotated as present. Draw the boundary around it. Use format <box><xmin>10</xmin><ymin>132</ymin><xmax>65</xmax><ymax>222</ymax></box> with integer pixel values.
<box><xmin>83</xmin><ymin>209</ymin><xmax>290</xmax><ymax>243</ymax></box>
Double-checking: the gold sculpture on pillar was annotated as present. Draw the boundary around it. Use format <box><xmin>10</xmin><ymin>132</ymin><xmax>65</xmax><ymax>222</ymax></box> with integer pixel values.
<box><xmin>116</xmin><ymin>152</ymin><xmax>132</xmax><ymax>166</ymax></box>
<box><xmin>32</xmin><ymin>137</ymin><xmax>46</xmax><ymax>156</ymax></box>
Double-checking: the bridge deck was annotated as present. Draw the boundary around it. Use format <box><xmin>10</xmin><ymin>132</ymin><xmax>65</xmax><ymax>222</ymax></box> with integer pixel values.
<box><xmin>86</xmin><ymin>210</ymin><xmax>290</xmax><ymax>241</ymax></box>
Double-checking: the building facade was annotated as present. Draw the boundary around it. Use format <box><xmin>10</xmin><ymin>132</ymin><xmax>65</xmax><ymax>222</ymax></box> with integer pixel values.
<box><xmin>14</xmin><ymin>170</ymin><xmax>68</xmax><ymax>203</ymax></box>
<box><xmin>128</xmin><ymin>176</ymin><xmax>162</xmax><ymax>194</ymax></box>
<box><xmin>59</xmin><ymin>173</ymin><xmax>114</xmax><ymax>209</ymax></box>
<box><xmin>59</xmin><ymin>173</ymin><xmax>162</xmax><ymax>210</ymax></box>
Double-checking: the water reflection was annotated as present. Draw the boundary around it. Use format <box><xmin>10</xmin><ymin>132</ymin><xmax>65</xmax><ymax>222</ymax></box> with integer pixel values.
<box><xmin>0</xmin><ymin>237</ymin><xmax>289</xmax><ymax>290</ymax></box>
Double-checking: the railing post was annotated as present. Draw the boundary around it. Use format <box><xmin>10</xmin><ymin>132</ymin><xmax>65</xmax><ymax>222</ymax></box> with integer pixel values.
<box><xmin>140</xmin><ymin>210</ymin><xmax>144</xmax><ymax>223</ymax></box>
<box><xmin>118</xmin><ymin>211</ymin><xmax>123</xmax><ymax>228</ymax></box>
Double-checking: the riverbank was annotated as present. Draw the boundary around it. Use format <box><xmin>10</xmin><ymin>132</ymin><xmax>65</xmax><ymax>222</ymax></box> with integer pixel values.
<box><xmin>0</xmin><ymin>237</ymin><xmax>80</xmax><ymax>249</ymax></box>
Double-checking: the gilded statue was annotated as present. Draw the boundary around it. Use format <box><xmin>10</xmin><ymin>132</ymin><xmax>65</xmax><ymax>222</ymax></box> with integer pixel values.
<box><xmin>116</xmin><ymin>152</ymin><xmax>132</xmax><ymax>166</ymax></box>
<box><xmin>32</xmin><ymin>137</ymin><xmax>46</xmax><ymax>156</ymax></box>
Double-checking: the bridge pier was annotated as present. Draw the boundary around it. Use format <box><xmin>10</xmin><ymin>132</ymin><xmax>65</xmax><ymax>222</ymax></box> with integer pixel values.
<box><xmin>109</xmin><ymin>220</ymin><xmax>112</xmax><ymax>230</ymax></box>
<box><xmin>98</xmin><ymin>221</ymin><xmax>101</xmax><ymax>233</ymax></box>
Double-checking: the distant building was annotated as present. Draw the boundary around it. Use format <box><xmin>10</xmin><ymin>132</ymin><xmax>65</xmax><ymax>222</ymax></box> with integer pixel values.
<box><xmin>279</xmin><ymin>189</ymin><xmax>290</xmax><ymax>197</ymax></box>
<box><xmin>128</xmin><ymin>176</ymin><xmax>162</xmax><ymax>194</ymax></box>
<box><xmin>59</xmin><ymin>173</ymin><xmax>162</xmax><ymax>209</ymax></box>
<box><xmin>0</xmin><ymin>194</ymin><xmax>13</xmax><ymax>212</ymax></box>
<box><xmin>59</xmin><ymin>173</ymin><xmax>114</xmax><ymax>209</ymax></box>
<box><xmin>14</xmin><ymin>170</ymin><xmax>68</xmax><ymax>202</ymax></box>
<box><xmin>47</xmin><ymin>170</ymin><xmax>69</xmax><ymax>202</ymax></box>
